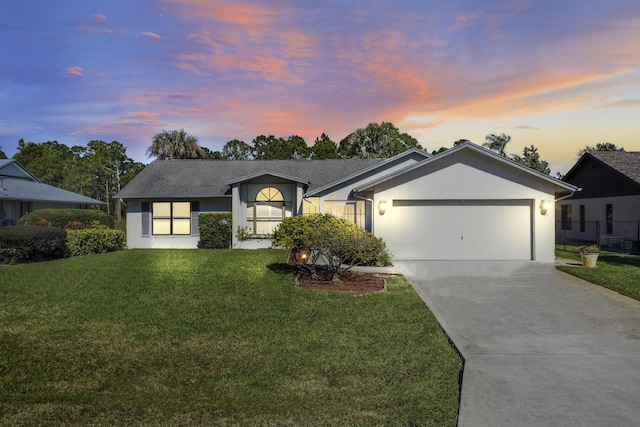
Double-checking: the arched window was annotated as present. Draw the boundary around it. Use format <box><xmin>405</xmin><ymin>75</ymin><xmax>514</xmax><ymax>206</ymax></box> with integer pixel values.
<box><xmin>247</xmin><ymin>187</ymin><xmax>290</xmax><ymax>235</ymax></box>
<box><xmin>256</xmin><ymin>187</ymin><xmax>284</xmax><ymax>202</ymax></box>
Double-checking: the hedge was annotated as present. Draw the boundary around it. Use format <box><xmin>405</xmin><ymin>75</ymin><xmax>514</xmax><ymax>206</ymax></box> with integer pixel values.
<box><xmin>199</xmin><ymin>212</ymin><xmax>232</xmax><ymax>249</ymax></box>
<box><xmin>66</xmin><ymin>228</ymin><xmax>126</xmax><ymax>256</ymax></box>
<box><xmin>18</xmin><ymin>209</ymin><xmax>113</xmax><ymax>229</ymax></box>
<box><xmin>0</xmin><ymin>225</ymin><xmax>67</xmax><ymax>262</ymax></box>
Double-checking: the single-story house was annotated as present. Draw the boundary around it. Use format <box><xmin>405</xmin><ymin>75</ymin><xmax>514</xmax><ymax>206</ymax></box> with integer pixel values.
<box><xmin>0</xmin><ymin>159</ymin><xmax>105</xmax><ymax>225</ymax></box>
<box><xmin>558</xmin><ymin>151</ymin><xmax>640</xmax><ymax>248</ymax></box>
<box><xmin>116</xmin><ymin>142</ymin><xmax>577</xmax><ymax>262</ymax></box>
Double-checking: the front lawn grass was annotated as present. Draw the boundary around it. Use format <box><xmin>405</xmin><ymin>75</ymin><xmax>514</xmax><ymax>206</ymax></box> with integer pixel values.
<box><xmin>0</xmin><ymin>249</ymin><xmax>462</xmax><ymax>426</ymax></box>
<box><xmin>556</xmin><ymin>245</ymin><xmax>640</xmax><ymax>302</ymax></box>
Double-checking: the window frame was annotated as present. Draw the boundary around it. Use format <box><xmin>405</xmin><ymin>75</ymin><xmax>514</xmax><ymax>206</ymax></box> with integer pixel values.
<box><xmin>247</xmin><ymin>187</ymin><xmax>290</xmax><ymax>237</ymax></box>
<box><xmin>152</xmin><ymin>201</ymin><xmax>192</xmax><ymax>235</ymax></box>
<box><xmin>579</xmin><ymin>205</ymin><xmax>585</xmax><ymax>233</ymax></box>
<box><xmin>606</xmin><ymin>204</ymin><xmax>613</xmax><ymax>235</ymax></box>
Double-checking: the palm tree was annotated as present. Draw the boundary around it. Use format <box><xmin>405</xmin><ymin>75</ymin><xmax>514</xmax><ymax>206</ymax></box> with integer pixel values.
<box><xmin>147</xmin><ymin>129</ymin><xmax>205</xmax><ymax>160</ymax></box>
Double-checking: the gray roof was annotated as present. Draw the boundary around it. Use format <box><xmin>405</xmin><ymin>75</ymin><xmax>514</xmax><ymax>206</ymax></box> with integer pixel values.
<box><xmin>589</xmin><ymin>151</ymin><xmax>640</xmax><ymax>185</ymax></box>
<box><xmin>0</xmin><ymin>159</ymin><xmax>104</xmax><ymax>204</ymax></box>
<box><xmin>116</xmin><ymin>159</ymin><xmax>384</xmax><ymax>199</ymax></box>
<box><xmin>0</xmin><ymin>177</ymin><xmax>105</xmax><ymax>204</ymax></box>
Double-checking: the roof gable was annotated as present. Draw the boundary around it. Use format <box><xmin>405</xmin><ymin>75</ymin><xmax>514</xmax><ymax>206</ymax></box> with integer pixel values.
<box><xmin>0</xmin><ymin>159</ymin><xmax>40</xmax><ymax>181</ymax></box>
<box><xmin>305</xmin><ymin>148</ymin><xmax>430</xmax><ymax>196</ymax></box>
<box><xmin>564</xmin><ymin>151</ymin><xmax>640</xmax><ymax>198</ymax></box>
<box><xmin>355</xmin><ymin>142</ymin><xmax>577</xmax><ymax>195</ymax></box>
<box><xmin>225</xmin><ymin>171</ymin><xmax>309</xmax><ymax>186</ymax></box>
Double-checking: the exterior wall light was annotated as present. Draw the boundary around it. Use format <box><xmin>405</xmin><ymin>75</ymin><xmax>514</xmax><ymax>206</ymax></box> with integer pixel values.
<box><xmin>378</xmin><ymin>200</ymin><xmax>387</xmax><ymax>215</ymax></box>
<box><xmin>540</xmin><ymin>199</ymin><xmax>551</xmax><ymax>216</ymax></box>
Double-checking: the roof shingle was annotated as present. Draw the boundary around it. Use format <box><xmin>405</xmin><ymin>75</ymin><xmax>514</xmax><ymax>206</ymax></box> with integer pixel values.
<box><xmin>589</xmin><ymin>151</ymin><xmax>640</xmax><ymax>185</ymax></box>
<box><xmin>115</xmin><ymin>159</ymin><xmax>384</xmax><ymax>199</ymax></box>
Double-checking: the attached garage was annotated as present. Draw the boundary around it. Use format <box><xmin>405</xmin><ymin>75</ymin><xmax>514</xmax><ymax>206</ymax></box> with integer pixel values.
<box><xmin>353</xmin><ymin>144</ymin><xmax>577</xmax><ymax>263</ymax></box>
<box><xmin>386</xmin><ymin>199</ymin><xmax>533</xmax><ymax>260</ymax></box>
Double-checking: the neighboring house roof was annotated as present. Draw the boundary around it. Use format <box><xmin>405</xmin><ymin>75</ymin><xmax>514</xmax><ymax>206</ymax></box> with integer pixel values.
<box><xmin>563</xmin><ymin>151</ymin><xmax>640</xmax><ymax>199</ymax></box>
<box><xmin>116</xmin><ymin>158</ymin><xmax>384</xmax><ymax>199</ymax></box>
<box><xmin>0</xmin><ymin>159</ymin><xmax>105</xmax><ymax>205</ymax></box>
<box><xmin>0</xmin><ymin>159</ymin><xmax>41</xmax><ymax>181</ymax></box>
<box><xmin>580</xmin><ymin>151</ymin><xmax>640</xmax><ymax>184</ymax></box>
<box><xmin>354</xmin><ymin>142</ymin><xmax>578</xmax><ymax>195</ymax></box>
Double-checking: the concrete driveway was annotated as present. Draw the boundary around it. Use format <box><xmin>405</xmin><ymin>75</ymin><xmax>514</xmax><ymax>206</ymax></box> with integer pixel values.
<box><xmin>395</xmin><ymin>260</ymin><xmax>640</xmax><ymax>427</ymax></box>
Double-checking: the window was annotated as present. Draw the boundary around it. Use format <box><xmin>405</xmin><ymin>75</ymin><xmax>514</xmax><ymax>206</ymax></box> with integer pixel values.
<box><xmin>606</xmin><ymin>204</ymin><xmax>613</xmax><ymax>234</ymax></box>
<box><xmin>579</xmin><ymin>205</ymin><xmax>585</xmax><ymax>233</ymax></box>
<box><xmin>152</xmin><ymin>201</ymin><xmax>191</xmax><ymax>235</ymax></box>
<box><xmin>325</xmin><ymin>200</ymin><xmax>366</xmax><ymax>229</ymax></box>
<box><xmin>247</xmin><ymin>187</ymin><xmax>291</xmax><ymax>236</ymax></box>
<box><xmin>561</xmin><ymin>205</ymin><xmax>572</xmax><ymax>230</ymax></box>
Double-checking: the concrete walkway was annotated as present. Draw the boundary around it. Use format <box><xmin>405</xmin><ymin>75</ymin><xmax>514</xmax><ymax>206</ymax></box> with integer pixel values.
<box><xmin>395</xmin><ymin>260</ymin><xmax>640</xmax><ymax>427</ymax></box>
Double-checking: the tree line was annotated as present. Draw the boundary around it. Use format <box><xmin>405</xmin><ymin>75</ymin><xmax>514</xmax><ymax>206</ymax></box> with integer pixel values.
<box><xmin>146</xmin><ymin>127</ymin><xmax>559</xmax><ymax>175</ymax></box>
<box><xmin>147</xmin><ymin>122</ymin><xmax>424</xmax><ymax>161</ymax></box>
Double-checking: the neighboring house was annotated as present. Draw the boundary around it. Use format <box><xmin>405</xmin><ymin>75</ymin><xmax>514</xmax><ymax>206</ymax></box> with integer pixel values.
<box><xmin>0</xmin><ymin>159</ymin><xmax>105</xmax><ymax>225</ymax></box>
<box><xmin>116</xmin><ymin>142</ymin><xmax>577</xmax><ymax>262</ymax></box>
<box><xmin>558</xmin><ymin>151</ymin><xmax>640</xmax><ymax>249</ymax></box>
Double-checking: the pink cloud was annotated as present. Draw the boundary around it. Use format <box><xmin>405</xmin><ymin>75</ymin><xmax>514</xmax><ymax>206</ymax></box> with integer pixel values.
<box><xmin>168</xmin><ymin>0</ymin><xmax>280</xmax><ymax>28</ymax></box>
<box><xmin>122</xmin><ymin>111</ymin><xmax>159</xmax><ymax>119</ymax></box>
<box><xmin>90</xmin><ymin>13</ymin><xmax>107</xmax><ymax>26</ymax></box>
<box><xmin>65</xmin><ymin>66</ymin><xmax>83</xmax><ymax>76</ymax></box>
<box><xmin>140</xmin><ymin>31</ymin><xmax>161</xmax><ymax>39</ymax></box>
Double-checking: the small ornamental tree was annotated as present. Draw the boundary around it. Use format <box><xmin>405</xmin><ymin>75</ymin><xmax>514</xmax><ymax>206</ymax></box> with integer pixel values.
<box><xmin>272</xmin><ymin>214</ymin><xmax>387</xmax><ymax>283</ymax></box>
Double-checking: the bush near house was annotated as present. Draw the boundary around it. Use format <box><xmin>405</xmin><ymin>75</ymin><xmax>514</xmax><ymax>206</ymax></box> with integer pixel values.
<box><xmin>199</xmin><ymin>212</ymin><xmax>232</xmax><ymax>248</ymax></box>
<box><xmin>18</xmin><ymin>208</ymin><xmax>114</xmax><ymax>229</ymax></box>
<box><xmin>66</xmin><ymin>227</ymin><xmax>126</xmax><ymax>256</ymax></box>
<box><xmin>273</xmin><ymin>214</ymin><xmax>388</xmax><ymax>282</ymax></box>
<box><xmin>0</xmin><ymin>225</ymin><xmax>67</xmax><ymax>262</ymax></box>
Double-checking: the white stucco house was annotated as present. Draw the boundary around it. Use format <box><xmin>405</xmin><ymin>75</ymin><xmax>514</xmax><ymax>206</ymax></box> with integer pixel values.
<box><xmin>0</xmin><ymin>159</ymin><xmax>105</xmax><ymax>225</ymax></box>
<box><xmin>116</xmin><ymin>142</ymin><xmax>577</xmax><ymax>262</ymax></box>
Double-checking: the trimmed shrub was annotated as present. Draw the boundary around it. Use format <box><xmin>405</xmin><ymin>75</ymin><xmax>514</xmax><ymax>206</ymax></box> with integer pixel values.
<box><xmin>199</xmin><ymin>212</ymin><xmax>232</xmax><ymax>249</ymax></box>
<box><xmin>273</xmin><ymin>214</ymin><xmax>386</xmax><ymax>283</ymax></box>
<box><xmin>0</xmin><ymin>225</ymin><xmax>67</xmax><ymax>262</ymax></box>
<box><xmin>66</xmin><ymin>228</ymin><xmax>126</xmax><ymax>256</ymax></box>
<box><xmin>65</xmin><ymin>221</ymin><xmax>86</xmax><ymax>230</ymax></box>
<box><xmin>34</xmin><ymin>218</ymin><xmax>53</xmax><ymax>227</ymax></box>
<box><xmin>19</xmin><ymin>209</ymin><xmax>113</xmax><ymax>229</ymax></box>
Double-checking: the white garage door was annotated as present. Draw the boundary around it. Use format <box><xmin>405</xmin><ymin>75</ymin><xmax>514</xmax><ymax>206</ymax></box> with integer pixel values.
<box><xmin>386</xmin><ymin>200</ymin><xmax>532</xmax><ymax>260</ymax></box>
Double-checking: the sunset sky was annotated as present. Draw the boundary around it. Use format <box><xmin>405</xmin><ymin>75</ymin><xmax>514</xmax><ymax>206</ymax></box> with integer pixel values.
<box><xmin>1</xmin><ymin>0</ymin><xmax>639</xmax><ymax>173</ymax></box>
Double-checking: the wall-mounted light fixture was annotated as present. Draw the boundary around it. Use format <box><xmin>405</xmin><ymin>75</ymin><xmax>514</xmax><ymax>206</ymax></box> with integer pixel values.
<box><xmin>378</xmin><ymin>200</ymin><xmax>387</xmax><ymax>215</ymax></box>
<box><xmin>540</xmin><ymin>199</ymin><xmax>551</xmax><ymax>216</ymax></box>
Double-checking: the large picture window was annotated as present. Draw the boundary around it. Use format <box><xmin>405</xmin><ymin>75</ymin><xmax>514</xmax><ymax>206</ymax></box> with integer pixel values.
<box><xmin>247</xmin><ymin>187</ymin><xmax>291</xmax><ymax>236</ymax></box>
<box><xmin>152</xmin><ymin>201</ymin><xmax>191</xmax><ymax>235</ymax></box>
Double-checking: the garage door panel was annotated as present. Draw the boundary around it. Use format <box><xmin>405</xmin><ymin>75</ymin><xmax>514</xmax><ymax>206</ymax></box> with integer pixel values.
<box><xmin>385</xmin><ymin>200</ymin><xmax>532</xmax><ymax>260</ymax></box>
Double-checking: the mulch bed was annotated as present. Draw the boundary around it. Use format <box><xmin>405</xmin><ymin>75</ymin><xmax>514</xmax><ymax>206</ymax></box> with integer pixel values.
<box><xmin>296</xmin><ymin>269</ymin><xmax>389</xmax><ymax>295</ymax></box>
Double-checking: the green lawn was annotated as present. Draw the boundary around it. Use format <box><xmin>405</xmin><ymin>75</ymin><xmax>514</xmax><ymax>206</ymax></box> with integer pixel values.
<box><xmin>0</xmin><ymin>249</ymin><xmax>462</xmax><ymax>426</ymax></box>
<box><xmin>556</xmin><ymin>245</ymin><xmax>640</xmax><ymax>302</ymax></box>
